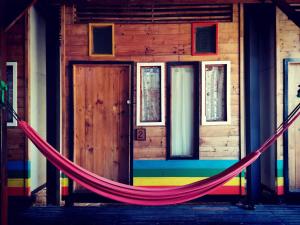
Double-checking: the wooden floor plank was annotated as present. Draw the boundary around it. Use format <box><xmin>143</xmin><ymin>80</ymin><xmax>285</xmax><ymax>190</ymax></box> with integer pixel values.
<box><xmin>8</xmin><ymin>204</ymin><xmax>300</xmax><ymax>225</ymax></box>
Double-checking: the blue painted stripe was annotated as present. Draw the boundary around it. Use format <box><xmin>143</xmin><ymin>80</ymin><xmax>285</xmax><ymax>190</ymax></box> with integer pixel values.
<box><xmin>133</xmin><ymin>160</ymin><xmax>238</xmax><ymax>169</ymax></box>
<box><xmin>7</xmin><ymin>161</ymin><xmax>30</xmax><ymax>171</ymax></box>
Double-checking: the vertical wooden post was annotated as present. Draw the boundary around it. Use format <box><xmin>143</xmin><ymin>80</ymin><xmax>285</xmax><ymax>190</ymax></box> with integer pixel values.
<box><xmin>46</xmin><ymin>4</ymin><xmax>61</xmax><ymax>205</ymax></box>
<box><xmin>0</xmin><ymin>1</ymin><xmax>8</xmax><ymax>224</ymax></box>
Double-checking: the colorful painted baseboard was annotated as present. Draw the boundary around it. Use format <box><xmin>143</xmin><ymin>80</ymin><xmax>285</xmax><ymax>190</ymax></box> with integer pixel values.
<box><xmin>277</xmin><ymin>160</ymin><xmax>284</xmax><ymax>195</ymax></box>
<box><xmin>58</xmin><ymin>159</ymin><xmax>286</xmax><ymax>197</ymax></box>
<box><xmin>7</xmin><ymin>160</ymin><xmax>30</xmax><ymax>196</ymax></box>
<box><xmin>133</xmin><ymin>160</ymin><xmax>246</xmax><ymax>195</ymax></box>
<box><xmin>61</xmin><ymin>173</ymin><xmax>69</xmax><ymax>196</ymax></box>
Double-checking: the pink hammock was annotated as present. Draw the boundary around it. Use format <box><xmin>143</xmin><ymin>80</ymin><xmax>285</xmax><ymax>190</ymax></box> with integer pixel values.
<box><xmin>17</xmin><ymin>108</ymin><xmax>300</xmax><ymax>206</ymax></box>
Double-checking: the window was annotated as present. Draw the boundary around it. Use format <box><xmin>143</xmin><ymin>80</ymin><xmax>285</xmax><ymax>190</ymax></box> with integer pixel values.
<box><xmin>201</xmin><ymin>61</ymin><xmax>231</xmax><ymax>125</ymax></box>
<box><xmin>136</xmin><ymin>62</ymin><xmax>165</xmax><ymax>126</ymax></box>
<box><xmin>192</xmin><ymin>23</ymin><xmax>218</xmax><ymax>56</ymax></box>
<box><xmin>167</xmin><ymin>62</ymin><xmax>199</xmax><ymax>159</ymax></box>
<box><xmin>89</xmin><ymin>23</ymin><xmax>114</xmax><ymax>56</ymax></box>
<box><xmin>6</xmin><ymin>62</ymin><xmax>18</xmax><ymax>126</ymax></box>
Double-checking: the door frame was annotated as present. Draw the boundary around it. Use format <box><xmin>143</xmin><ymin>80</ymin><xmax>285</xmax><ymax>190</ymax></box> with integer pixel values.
<box><xmin>283</xmin><ymin>58</ymin><xmax>300</xmax><ymax>197</ymax></box>
<box><xmin>68</xmin><ymin>61</ymin><xmax>134</xmax><ymax>199</ymax></box>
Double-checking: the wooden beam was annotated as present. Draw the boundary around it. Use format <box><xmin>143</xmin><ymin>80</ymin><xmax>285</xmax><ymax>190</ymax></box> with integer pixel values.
<box><xmin>0</xmin><ymin>1</ymin><xmax>8</xmax><ymax>225</ymax></box>
<box><xmin>54</xmin><ymin>0</ymin><xmax>300</xmax><ymax>4</ymax></box>
<box><xmin>273</xmin><ymin>0</ymin><xmax>300</xmax><ymax>28</ymax></box>
<box><xmin>4</xmin><ymin>0</ymin><xmax>38</xmax><ymax>33</ymax></box>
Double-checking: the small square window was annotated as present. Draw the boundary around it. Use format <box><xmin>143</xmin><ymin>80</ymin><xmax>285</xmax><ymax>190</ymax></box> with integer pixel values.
<box><xmin>89</xmin><ymin>23</ymin><xmax>114</xmax><ymax>56</ymax></box>
<box><xmin>192</xmin><ymin>23</ymin><xmax>218</xmax><ymax>56</ymax></box>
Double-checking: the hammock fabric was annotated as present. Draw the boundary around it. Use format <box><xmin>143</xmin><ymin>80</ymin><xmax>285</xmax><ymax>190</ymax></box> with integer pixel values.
<box><xmin>18</xmin><ymin>108</ymin><xmax>300</xmax><ymax>206</ymax></box>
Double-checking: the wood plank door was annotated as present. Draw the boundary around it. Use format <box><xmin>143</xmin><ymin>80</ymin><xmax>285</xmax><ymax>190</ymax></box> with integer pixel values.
<box><xmin>287</xmin><ymin>61</ymin><xmax>300</xmax><ymax>193</ymax></box>
<box><xmin>73</xmin><ymin>64</ymin><xmax>130</xmax><ymax>192</ymax></box>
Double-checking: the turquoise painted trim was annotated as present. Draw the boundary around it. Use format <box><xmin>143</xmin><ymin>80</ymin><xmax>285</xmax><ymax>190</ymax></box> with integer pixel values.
<box><xmin>7</xmin><ymin>160</ymin><xmax>30</xmax><ymax>171</ymax></box>
<box><xmin>133</xmin><ymin>160</ymin><xmax>238</xmax><ymax>169</ymax></box>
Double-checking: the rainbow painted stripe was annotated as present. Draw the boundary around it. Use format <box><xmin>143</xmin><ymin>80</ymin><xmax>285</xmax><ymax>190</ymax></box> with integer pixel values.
<box><xmin>133</xmin><ymin>160</ymin><xmax>246</xmax><ymax>195</ymax></box>
<box><xmin>61</xmin><ymin>173</ymin><xmax>69</xmax><ymax>196</ymax></box>
<box><xmin>10</xmin><ymin>159</ymin><xmax>283</xmax><ymax>197</ymax></box>
<box><xmin>7</xmin><ymin>160</ymin><xmax>30</xmax><ymax>196</ymax></box>
<box><xmin>276</xmin><ymin>160</ymin><xmax>284</xmax><ymax>195</ymax></box>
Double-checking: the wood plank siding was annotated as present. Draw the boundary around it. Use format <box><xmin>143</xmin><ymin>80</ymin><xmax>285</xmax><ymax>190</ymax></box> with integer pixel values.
<box><xmin>6</xmin><ymin>17</ymin><xmax>29</xmax><ymax>196</ymax></box>
<box><xmin>61</xmin><ymin>4</ymin><xmax>240</xmax><ymax>163</ymax></box>
<box><xmin>276</xmin><ymin>8</ymin><xmax>300</xmax><ymax>195</ymax></box>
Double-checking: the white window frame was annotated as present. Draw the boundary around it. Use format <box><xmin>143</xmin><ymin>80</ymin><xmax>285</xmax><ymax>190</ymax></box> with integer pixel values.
<box><xmin>6</xmin><ymin>62</ymin><xmax>18</xmax><ymax>127</ymax></box>
<box><xmin>201</xmin><ymin>61</ymin><xmax>231</xmax><ymax>126</ymax></box>
<box><xmin>136</xmin><ymin>62</ymin><xmax>165</xmax><ymax>126</ymax></box>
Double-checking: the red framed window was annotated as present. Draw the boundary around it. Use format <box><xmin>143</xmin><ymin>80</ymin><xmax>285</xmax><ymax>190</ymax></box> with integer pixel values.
<box><xmin>192</xmin><ymin>22</ymin><xmax>218</xmax><ymax>56</ymax></box>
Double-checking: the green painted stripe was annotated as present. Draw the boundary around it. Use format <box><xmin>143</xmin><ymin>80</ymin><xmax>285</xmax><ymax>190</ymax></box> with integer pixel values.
<box><xmin>8</xmin><ymin>170</ymin><xmax>30</xmax><ymax>179</ymax></box>
<box><xmin>61</xmin><ymin>173</ymin><xmax>68</xmax><ymax>178</ymax></box>
<box><xmin>134</xmin><ymin>168</ymin><xmax>245</xmax><ymax>177</ymax></box>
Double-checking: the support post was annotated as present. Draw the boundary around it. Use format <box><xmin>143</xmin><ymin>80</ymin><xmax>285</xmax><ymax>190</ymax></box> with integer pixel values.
<box><xmin>46</xmin><ymin>4</ymin><xmax>61</xmax><ymax>206</ymax></box>
<box><xmin>244</xmin><ymin>3</ymin><xmax>276</xmax><ymax>205</ymax></box>
<box><xmin>0</xmin><ymin>1</ymin><xmax>8</xmax><ymax>223</ymax></box>
<box><xmin>244</xmin><ymin>4</ymin><xmax>262</xmax><ymax>205</ymax></box>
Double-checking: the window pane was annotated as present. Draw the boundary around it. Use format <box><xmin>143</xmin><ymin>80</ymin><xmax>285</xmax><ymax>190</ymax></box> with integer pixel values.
<box><xmin>140</xmin><ymin>66</ymin><xmax>161</xmax><ymax>122</ymax></box>
<box><xmin>92</xmin><ymin>26</ymin><xmax>113</xmax><ymax>54</ymax></box>
<box><xmin>6</xmin><ymin>65</ymin><xmax>14</xmax><ymax>123</ymax></box>
<box><xmin>171</xmin><ymin>66</ymin><xmax>194</xmax><ymax>157</ymax></box>
<box><xmin>205</xmin><ymin>64</ymin><xmax>227</xmax><ymax>122</ymax></box>
<box><xmin>195</xmin><ymin>25</ymin><xmax>216</xmax><ymax>53</ymax></box>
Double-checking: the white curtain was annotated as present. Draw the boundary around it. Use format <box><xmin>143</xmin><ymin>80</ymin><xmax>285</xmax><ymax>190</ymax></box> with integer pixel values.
<box><xmin>171</xmin><ymin>67</ymin><xmax>194</xmax><ymax>157</ymax></box>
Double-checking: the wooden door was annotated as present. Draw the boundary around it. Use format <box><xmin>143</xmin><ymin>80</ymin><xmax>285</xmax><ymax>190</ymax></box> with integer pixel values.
<box><xmin>73</xmin><ymin>64</ymin><xmax>130</xmax><ymax>192</ymax></box>
<box><xmin>287</xmin><ymin>62</ymin><xmax>300</xmax><ymax>192</ymax></box>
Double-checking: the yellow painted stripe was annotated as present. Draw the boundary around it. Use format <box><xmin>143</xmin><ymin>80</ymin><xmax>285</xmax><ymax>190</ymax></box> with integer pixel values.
<box><xmin>60</xmin><ymin>177</ymin><xmax>69</xmax><ymax>187</ymax></box>
<box><xmin>241</xmin><ymin>177</ymin><xmax>246</xmax><ymax>187</ymax></box>
<box><xmin>277</xmin><ymin>177</ymin><xmax>284</xmax><ymax>186</ymax></box>
<box><xmin>8</xmin><ymin>178</ymin><xmax>30</xmax><ymax>187</ymax></box>
<box><xmin>133</xmin><ymin>177</ymin><xmax>240</xmax><ymax>186</ymax></box>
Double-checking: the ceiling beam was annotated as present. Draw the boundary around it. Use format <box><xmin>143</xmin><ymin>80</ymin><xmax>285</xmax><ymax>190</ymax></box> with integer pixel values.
<box><xmin>273</xmin><ymin>0</ymin><xmax>300</xmax><ymax>27</ymax></box>
<box><xmin>57</xmin><ymin>0</ymin><xmax>300</xmax><ymax>5</ymax></box>
<box><xmin>4</xmin><ymin>0</ymin><xmax>38</xmax><ymax>32</ymax></box>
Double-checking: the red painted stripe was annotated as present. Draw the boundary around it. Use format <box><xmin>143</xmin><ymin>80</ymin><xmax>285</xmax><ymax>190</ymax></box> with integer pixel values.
<box><xmin>61</xmin><ymin>186</ymin><xmax>243</xmax><ymax>197</ymax></box>
<box><xmin>241</xmin><ymin>186</ymin><xmax>246</xmax><ymax>196</ymax></box>
<box><xmin>8</xmin><ymin>187</ymin><xmax>30</xmax><ymax>196</ymax></box>
<box><xmin>136</xmin><ymin>186</ymin><xmax>243</xmax><ymax>195</ymax></box>
<box><xmin>277</xmin><ymin>186</ymin><xmax>284</xmax><ymax>195</ymax></box>
<box><xmin>211</xmin><ymin>186</ymin><xmax>241</xmax><ymax>195</ymax></box>
<box><xmin>61</xmin><ymin>187</ymin><xmax>69</xmax><ymax>196</ymax></box>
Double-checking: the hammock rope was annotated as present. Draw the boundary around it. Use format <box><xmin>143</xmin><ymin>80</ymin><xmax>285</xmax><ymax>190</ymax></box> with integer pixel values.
<box><xmin>4</xmin><ymin>100</ymin><xmax>300</xmax><ymax>206</ymax></box>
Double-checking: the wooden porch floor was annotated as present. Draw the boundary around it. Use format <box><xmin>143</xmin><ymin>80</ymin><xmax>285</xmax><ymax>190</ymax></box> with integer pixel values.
<box><xmin>9</xmin><ymin>204</ymin><xmax>300</xmax><ymax>225</ymax></box>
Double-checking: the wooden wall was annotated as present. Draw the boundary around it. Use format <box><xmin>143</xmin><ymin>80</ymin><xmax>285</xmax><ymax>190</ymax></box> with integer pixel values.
<box><xmin>6</xmin><ymin>16</ymin><xmax>29</xmax><ymax>196</ymax></box>
<box><xmin>62</xmin><ymin>4</ymin><xmax>241</xmax><ymax>161</ymax></box>
<box><xmin>276</xmin><ymin>8</ymin><xmax>300</xmax><ymax>195</ymax></box>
